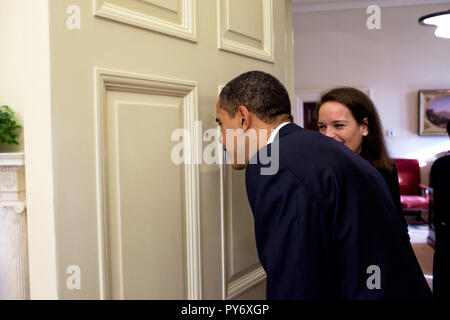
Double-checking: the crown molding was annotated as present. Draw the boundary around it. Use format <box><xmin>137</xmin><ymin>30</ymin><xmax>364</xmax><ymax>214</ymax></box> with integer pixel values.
<box><xmin>292</xmin><ymin>0</ymin><xmax>450</xmax><ymax>13</ymax></box>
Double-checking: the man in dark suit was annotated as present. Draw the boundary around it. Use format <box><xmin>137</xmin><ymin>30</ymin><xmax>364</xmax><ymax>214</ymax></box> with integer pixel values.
<box><xmin>432</xmin><ymin>121</ymin><xmax>450</xmax><ymax>299</ymax></box>
<box><xmin>216</xmin><ymin>71</ymin><xmax>432</xmax><ymax>299</ymax></box>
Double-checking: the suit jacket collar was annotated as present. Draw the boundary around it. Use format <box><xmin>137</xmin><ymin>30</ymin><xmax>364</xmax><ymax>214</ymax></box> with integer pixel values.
<box><xmin>247</xmin><ymin>123</ymin><xmax>302</xmax><ymax>167</ymax></box>
<box><xmin>277</xmin><ymin>122</ymin><xmax>302</xmax><ymax>139</ymax></box>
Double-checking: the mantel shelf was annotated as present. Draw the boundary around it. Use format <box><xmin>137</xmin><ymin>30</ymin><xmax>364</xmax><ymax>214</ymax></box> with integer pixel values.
<box><xmin>0</xmin><ymin>153</ymin><xmax>25</xmax><ymax>166</ymax></box>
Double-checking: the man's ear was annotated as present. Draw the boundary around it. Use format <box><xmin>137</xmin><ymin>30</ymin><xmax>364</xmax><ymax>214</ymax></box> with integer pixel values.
<box><xmin>237</xmin><ymin>105</ymin><xmax>251</xmax><ymax>131</ymax></box>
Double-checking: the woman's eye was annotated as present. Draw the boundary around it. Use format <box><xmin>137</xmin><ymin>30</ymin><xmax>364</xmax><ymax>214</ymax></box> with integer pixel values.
<box><xmin>334</xmin><ymin>124</ymin><xmax>344</xmax><ymax>128</ymax></box>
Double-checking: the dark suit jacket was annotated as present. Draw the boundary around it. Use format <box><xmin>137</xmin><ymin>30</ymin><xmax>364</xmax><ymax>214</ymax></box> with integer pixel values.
<box><xmin>431</xmin><ymin>154</ymin><xmax>450</xmax><ymax>299</ymax></box>
<box><xmin>377</xmin><ymin>165</ymin><xmax>409</xmax><ymax>238</ymax></box>
<box><xmin>245</xmin><ymin>123</ymin><xmax>432</xmax><ymax>300</ymax></box>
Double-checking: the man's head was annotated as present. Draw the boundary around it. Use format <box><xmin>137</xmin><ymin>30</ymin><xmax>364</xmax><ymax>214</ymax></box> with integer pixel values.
<box><xmin>215</xmin><ymin>71</ymin><xmax>293</xmax><ymax>169</ymax></box>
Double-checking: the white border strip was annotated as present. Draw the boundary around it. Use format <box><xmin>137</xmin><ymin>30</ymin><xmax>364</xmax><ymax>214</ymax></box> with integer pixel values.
<box><xmin>293</xmin><ymin>0</ymin><xmax>450</xmax><ymax>13</ymax></box>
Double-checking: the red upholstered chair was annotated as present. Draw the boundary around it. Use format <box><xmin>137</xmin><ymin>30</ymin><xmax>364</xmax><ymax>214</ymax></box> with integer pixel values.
<box><xmin>393</xmin><ymin>159</ymin><xmax>430</xmax><ymax>219</ymax></box>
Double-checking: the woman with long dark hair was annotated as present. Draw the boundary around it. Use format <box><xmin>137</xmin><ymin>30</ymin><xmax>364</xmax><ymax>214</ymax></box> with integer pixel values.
<box><xmin>315</xmin><ymin>87</ymin><xmax>408</xmax><ymax>234</ymax></box>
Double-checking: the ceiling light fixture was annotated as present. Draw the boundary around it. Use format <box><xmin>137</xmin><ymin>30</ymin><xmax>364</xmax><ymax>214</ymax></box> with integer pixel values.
<box><xmin>419</xmin><ymin>9</ymin><xmax>450</xmax><ymax>39</ymax></box>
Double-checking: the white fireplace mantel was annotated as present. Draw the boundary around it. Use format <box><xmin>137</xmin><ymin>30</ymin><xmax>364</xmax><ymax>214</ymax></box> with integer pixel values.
<box><xmin>0</xmin><ymin>152</ymin><xmax>26</xmax><ymax>204</ymax></box>
<box><xmin>0</xmin><ymin>153</ymin><xmax>25</xmax><ymax>166</ymax></box>
<box><xmin>0</xmin><ymin>152</ymin><xmax>29</xmax><ymax>300</ymax></box>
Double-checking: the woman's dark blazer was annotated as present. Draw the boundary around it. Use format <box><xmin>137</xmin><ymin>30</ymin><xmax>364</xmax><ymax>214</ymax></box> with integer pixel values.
<box><xmin>377</xmin><ymin>165</ymin><xmax>409</xmax><ymax>237</ymax></box>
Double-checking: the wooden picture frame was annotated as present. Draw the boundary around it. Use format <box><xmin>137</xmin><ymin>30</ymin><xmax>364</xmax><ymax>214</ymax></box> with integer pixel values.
<box><xmin>419</xmin><ymin>90</ymin><xmax>450</xmax><ymax>136</ymax></box>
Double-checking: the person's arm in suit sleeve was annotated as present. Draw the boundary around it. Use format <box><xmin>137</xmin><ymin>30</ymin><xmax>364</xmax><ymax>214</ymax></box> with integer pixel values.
<box><xmin>246</xmin><ymin>164</ymin><xmax>338</xmax><ymax>299</ymax></box>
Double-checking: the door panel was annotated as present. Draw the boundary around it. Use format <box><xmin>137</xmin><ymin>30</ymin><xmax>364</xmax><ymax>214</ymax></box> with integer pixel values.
<box><xmin>94</xmin><ymin>0</ymin><xmax>197</xmax><ymax>41</ymax></box>
<box><xmin>228</xmin><ymin>170</ymin><xmax>259</xmax><ymax>276</ymax></box>
<box><xmin>224</xmin><ymin>169</ymin><xmax>265</xmax><ymax>300</ymax></box>
<box><xmin>46</xmin><ymin>0</ymin><xmax>293</xmax><ymax>299</ymax></box>
<box><xmin>95</xmin><ymin>69</ymin><xmax>201</xmax><ymax>299</ymax></box>
<box><xmin>218</xmin><ymin>0</ymin><xmax>274</xmax><ymax>61</ymax></box>
<box><xmin>227</xmin><ymin>0</ymin><xmax>263</xmax><ymax>41</ymax></box>
<box><xmin>105</xmin><ymin>91</ymin><xmax>185</xmax><ymax>299</ymax></box>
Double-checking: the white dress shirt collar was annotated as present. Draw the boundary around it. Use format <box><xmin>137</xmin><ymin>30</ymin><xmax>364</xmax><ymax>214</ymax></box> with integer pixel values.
<box><xmin>266</xmin><ymin>122</ymin><xmax>291</xmax><ymax>146</ymax></box>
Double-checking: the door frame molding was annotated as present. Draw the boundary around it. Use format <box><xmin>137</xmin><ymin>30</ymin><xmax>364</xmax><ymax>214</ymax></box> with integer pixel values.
<box><xmin>294</xmin><ymin>89</ymin><xmax>323</xmax><ymax>127</ymax></box>
<box><xmin>294</xmin><ymin>88</ymin><xmax>372</xmax><ymax>127</ymax></box>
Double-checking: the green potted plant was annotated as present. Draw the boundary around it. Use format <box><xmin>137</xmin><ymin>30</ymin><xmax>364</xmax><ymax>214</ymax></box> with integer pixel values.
<box><xmin>0</xmin><ymin>105</ymin><xmax>22</xmax><ymax>146</ymax></box>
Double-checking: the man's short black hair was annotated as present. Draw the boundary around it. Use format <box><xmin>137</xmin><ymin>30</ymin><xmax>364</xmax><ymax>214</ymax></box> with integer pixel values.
<box><xmin>219</xmin><ymin>71</ymin><xmax>292</xmax><ymax>123</ymax></box>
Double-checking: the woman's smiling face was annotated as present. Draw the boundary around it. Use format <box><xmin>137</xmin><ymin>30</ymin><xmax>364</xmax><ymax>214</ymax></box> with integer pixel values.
<box><xmin>317</xmin><ymin>101</ymin><xmax>368</xmax><ymax>154</ymax></box>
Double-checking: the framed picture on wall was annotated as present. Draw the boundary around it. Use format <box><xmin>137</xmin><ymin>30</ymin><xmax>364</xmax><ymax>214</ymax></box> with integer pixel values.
<box><xmin>419</xmin><ymin>90</ymin><xmax>450</xmax><ymax>136</ymax></box>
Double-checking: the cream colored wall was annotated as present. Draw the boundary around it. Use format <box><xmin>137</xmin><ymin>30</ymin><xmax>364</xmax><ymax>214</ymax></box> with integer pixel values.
<box><xmin>0</xmin><ymin>0</ymin><xmax>59</xmax><ymax>299</ymax></box>
<box><xmin>293</xmin><ymin>4</ymin><xmax>450</xmax><ymax>184</ymax></box>
<box><xmin>0</xmin><ymin>0</ymin><xmax>26</xmax><ymax>152</ymax></box>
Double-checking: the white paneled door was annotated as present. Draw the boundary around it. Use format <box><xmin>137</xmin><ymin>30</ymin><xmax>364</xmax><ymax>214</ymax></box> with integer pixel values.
<box><xmin>34</xmin><ymin>0</ymin><xmax>293</xmax><ymax>299</ymax></box>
